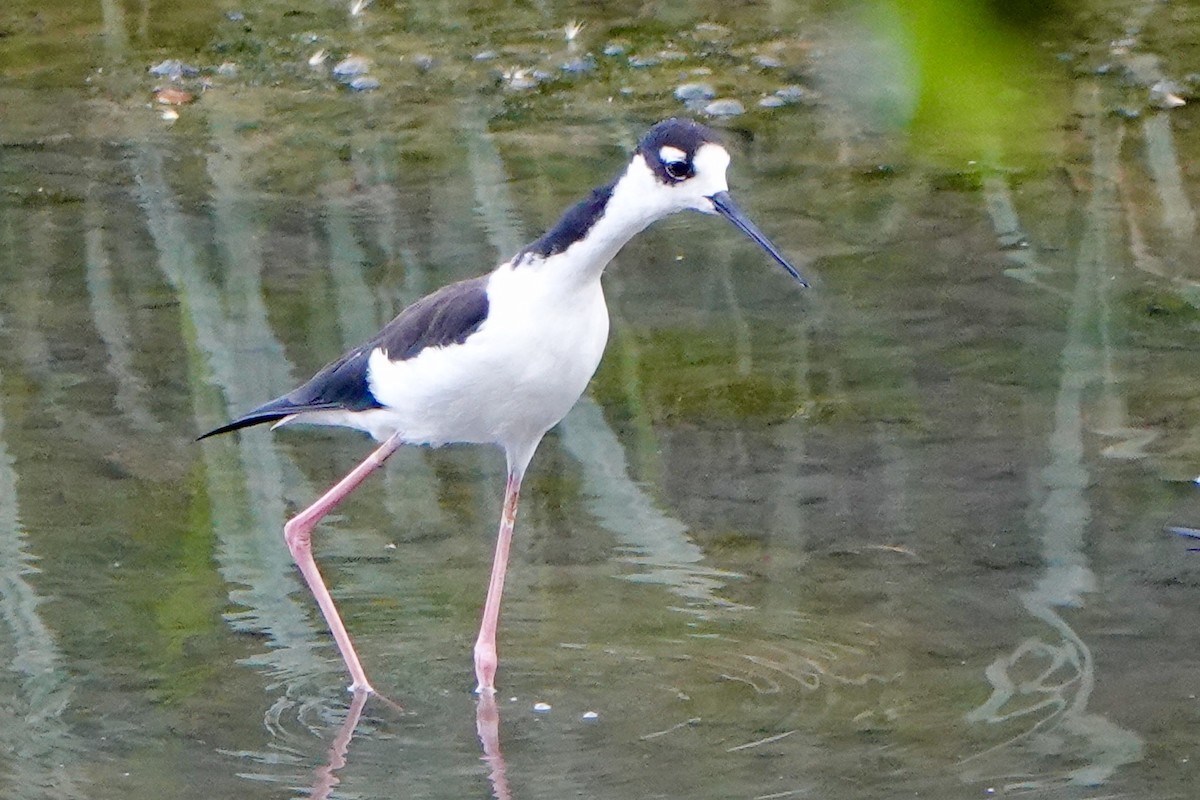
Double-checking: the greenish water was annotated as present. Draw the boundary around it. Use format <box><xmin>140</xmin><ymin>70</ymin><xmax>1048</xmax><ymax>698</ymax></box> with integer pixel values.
<box><xmin>3</xmin><ymin>0</ymin><xmax>1200</xmax><ymax>798</ymax></box>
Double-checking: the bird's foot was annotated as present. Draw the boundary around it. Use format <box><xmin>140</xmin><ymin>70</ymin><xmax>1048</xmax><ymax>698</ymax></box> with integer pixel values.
<box><xmin>473</xmin><ymin>643</ymin><xmax>498</xmax><ymax>695</ymax></box>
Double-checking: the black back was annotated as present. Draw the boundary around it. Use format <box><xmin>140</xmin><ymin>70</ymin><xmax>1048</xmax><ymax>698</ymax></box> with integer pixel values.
<box><xmin>199</xmin><ymin>275</ymin><xmax>490</xmax><ymax>438</ymax></box>
<box><xmin>514</xmin><ymin>181</ymin><xmax>615</xmax><ymax>264</ymax></box>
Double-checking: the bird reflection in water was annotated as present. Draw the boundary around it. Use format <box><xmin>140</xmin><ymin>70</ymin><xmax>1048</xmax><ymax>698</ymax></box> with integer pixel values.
<box><xmin>304</xmin><ymin>692</ymin><xmax>512</xmax><ymax>800</ymax></box>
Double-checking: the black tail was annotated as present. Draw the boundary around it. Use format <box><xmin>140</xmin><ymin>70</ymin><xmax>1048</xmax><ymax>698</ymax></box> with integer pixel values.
<box><xmin>198</xmin><ymin>343</ymin><xmax>380</xmax><ymax>441</ymax></box>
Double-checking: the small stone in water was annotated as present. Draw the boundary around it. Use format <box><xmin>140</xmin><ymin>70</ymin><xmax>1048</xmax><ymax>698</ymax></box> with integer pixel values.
<box><xmin>533</xmin><ymin>702</ymin><xmax>552</xmax><ymax>713</ymax></box>
<box><xmin>412</xmin><ymin>53</ymin><xmax>436</xmax><ymax>73</ymax></box>
<box><xmin>504</xmin><ymin>69</ymin><xmax>539</xmax><ymax>91</ymax></box>
<box><xmin>225</xmin><ymin>11</ymin><xmax>245</xmax><ymax>22</ymax></box>
<box><xmin>155</xmin><ymin>87</ymin><xmax>194</xmax><ymax>105</ymax></box>
<box><xmin>753</xmin><ymin>54</ymin><xmax>783</xmax><ymax>70</ymax></box>
<box><xmin>561</xmin><ymin>57</ymin><xmax>595</xmax><ymax>75</ymax></box>
<box><xmin>474</xmin><ymin>50</ymin><xmax>499</xmax><ymax>62</ymax></box>
<box><xmin>774</xmin><ymin>85</ymin><xmax>807</xmax><ymax>104</ymax></box>
<box><xmin>704</xmin><ymin>98</ymin><xmax>744</xmax><ymax>117</ymax></box>
<box><xmin>628</xmin><ymin>55</ymin><xmax>660</xmax><ymax>69</ymax></box>
<box><xmin>149</xmin><ymin>59</ymin><xmax>199</xmax><ymax>79</ymax></box>
<box><xmin>582</xmin><ymin>711</ymin><xmax>599</xmax><ymax>721</ymax></box>
<box><xmin>1150</xmin><ymin>80</ymin><xmax>1186</xmax><ymax>109</ymax></box>
<box><xmin>348</xmin><ymin>75</ymin><xmax>380</xmax><ymax>92</ymax></box>
<box><xmin>603</xmin><ymin>43</ymin><xmax>626</xmax><ymax>57</ymax></box>
<box><xmin>333</xmin><ymin>55</ymin><xmax>371</xmax><ymax>78</ymax></box>
<box><xmin>759</xmin><ymin>95</ymin><xmax>787</xmax><ymax>108</ymax></box>
<box><xmin>674</xmin><ymin>82</ymin><xmax>715</xmax><ymax>103</ymax></box>
<box><xmin>308</xmin><ymin>49</ymin><xmax>328</xmax><ymax>68</ymax></box>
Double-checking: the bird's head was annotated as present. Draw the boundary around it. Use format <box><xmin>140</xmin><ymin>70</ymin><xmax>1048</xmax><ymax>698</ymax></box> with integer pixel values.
<box><xmin>632</xmin><ymin>118</ymin><xmax>807</xmax><ymax>286</ymax></box>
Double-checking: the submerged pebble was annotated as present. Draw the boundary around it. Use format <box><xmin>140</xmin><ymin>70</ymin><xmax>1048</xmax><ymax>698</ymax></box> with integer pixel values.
<box><xmin>533</xmin><ymin>702</ymin><xmax>552</xmax><ymax>713</ymax></box>
<box><xmin>628</xmin><ymin>55</ymin><xmax>660</xmax><ymax>69</ymax></box>
<box><xmin>774</xmin><ymin>85</ymin><xmax>807</xmax><ymax>104</ymax></box>
<box><xmin>582</xmin><ymin>711</ymin><xmax>599</xmax><ymax>721</ymax></box>
<box><xmin>412</xmin><ymin>53</ymin><xmax>436</xmax><ymax>73</ymax></box>
<box><xmin>348</xmin><ymin>75</ymin><xmax>380</xmax><ymax>92</ymax></box>
<box><xmin>474</xmin><ymin>50</ymin><xmax>499</xmax><ymax>62</ymax></box>
<box><xmin>603</xmin><ymin>43</ymin><xmax>626</xmax><ymax>57</ymax></box>
<box><xmin>752</xmin><ymin>54</ymin><xmax>783</xmax><ymax>70</ymax></box>
<box><xmin>154</xmin><ymin>87</ymin><xmax>194</xmax><ymax>105</ymax></box>
<box><xmin>704</xmin><ymin>98</ymin><xmax>744</xmax><ymax>117</ymax></box>
<box><xmin>674</xmin><ymin>82</ymin><xmax>715</xmax><ymax>102</ymax></box>
<box><xmin>758</xmin><ymin>95</ymin><xmax>787</xmax><ymax>108</ymax></box>
<box><xmin>1150</xmin><ymin>79</ymin><xmax>1186</xmax><ymax>109</ymax></box>
<box><xmin>504</xmin><ymin>69</ymin><xmax>540</xmax><ymax>91</ymax></box>
<box><xmin>561</xmin><ymin>57</ymin><xmax>595</xmax><ymax>75</ymax></box>
<box><xmin>149</xmin><ymin>59</ymin><xmax>199</xmax><ymax>80</ymax></box>
<box><xmin>332</xmin><ymin>55</ymin><xmax>371</xmax><ymax>78</ymax></box>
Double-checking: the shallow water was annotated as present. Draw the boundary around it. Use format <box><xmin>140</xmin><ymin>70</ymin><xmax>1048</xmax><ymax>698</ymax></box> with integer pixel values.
<box><xmin>2</xmin><ymin>0</ymin><xmax>1200</xmax><ymax>798</ymax></box>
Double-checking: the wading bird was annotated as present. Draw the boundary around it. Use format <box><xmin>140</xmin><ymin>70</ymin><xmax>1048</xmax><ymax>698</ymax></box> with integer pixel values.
<box><xmin>200</xmin><ymin>118</ymin><xmax>806</xmax><ymax>695</ymax></box>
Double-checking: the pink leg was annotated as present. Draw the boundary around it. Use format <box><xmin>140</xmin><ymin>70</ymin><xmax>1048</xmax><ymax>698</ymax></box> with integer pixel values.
<box><xmin>284</xmin><ymin>431</ymin><xmax>405</xmax><ymax>693</ymax></box>
<box><xmin>473</xmin><ymin>469</ymin><xmax>522</xmax><ymax>694</ymax></box>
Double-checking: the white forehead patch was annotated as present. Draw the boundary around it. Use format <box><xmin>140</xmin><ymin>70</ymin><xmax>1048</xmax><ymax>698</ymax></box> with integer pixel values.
<box><xmin>693</xmin><ymin>143</ymin><xmax>731</xmax><ymax>177</ymax></box>
<box><xmin>658</xmin><ymin>145</ymin><xmax>687</xmax><ymax>164</ymax></box>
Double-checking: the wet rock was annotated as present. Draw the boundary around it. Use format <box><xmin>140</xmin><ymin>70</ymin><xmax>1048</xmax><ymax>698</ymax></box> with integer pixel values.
<box><xmin>628</xmin><ymin>55</ymin><xmax>660</xmax><ymax>69</ymax></box>
<box><xmin>773</xmin><ymin>85</ymin><xmax>808</xmax><ymax>105</ymax></box>
<box><xmin>504</xmin><ymin>69</ymin><xmax>539</xmax><ymax>91</ymax></box>
<box><xmin>603</xmin><ymin>43</ymin><xmax>626</xmax><ymax>57</ymax></box>
<box><xmin>674</xmin><ymin>82</ymin><xmax>715</xmax><ymax>103</ymax></box>
<box><xmin>758</xmin><ymin>95</ymin><xmax>787</xmax><ymax>108</ymax></box>
<box><xmin>412</xmin><ymin>53</ymin><xmax>436</xmax><ymax>73</ymax></box>
<box><xmin>753</xmin><ymin>54</ymin><xmax>783</xmax><ymax>70</ymax></box>
<box><xmin>561</xmin><ymin>57</ymin><xmax>595</xmax><ymax>75</ymax></box>
<box><xmin>348</xmin><ymin>75</ymin><xmax>380</xmax><ymax>92</ymax></box>
<box><xmin>308</xmin><ymin>49</ymin><xmax>328</xmax><ymax>68</ymax></box>
<box><xmin>694</xmin><ymin>22</ymin><xmax>730</xmax><ymax>39</ymax></box>
<box><xmin>149</xmin><ymin>59</ymin><xmax>199</xmax><ymax>80</ymax></box>
<box><xmin>704</xmin><ymin>98</ymin><xmax>744</xmax><ymax>117</ymax></box>
<box><xmin>474</xmin><ymin>50</ymin><xmax>498</xmax><ymax>62</ymax></box>
<box><xmin>332</xmin><ymin>55</ymin><xmax>371</xmax><ymax>78</ymax></box>
<box><xmin>154</xmin><ymin>87</ymin><xmax>194</xmax><ymax>105</ymax></box>
<box><xmin>1150</xmin><ymin>80</ymin><xmax>1186</xmax><ymax>109</ymax></box>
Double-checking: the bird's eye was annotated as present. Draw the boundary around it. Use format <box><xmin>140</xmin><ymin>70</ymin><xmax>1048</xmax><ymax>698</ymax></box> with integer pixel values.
<box><xmin>664</xmin><ymin>160</ymin><xmax>690</xmax><ymax>180</ymax></box>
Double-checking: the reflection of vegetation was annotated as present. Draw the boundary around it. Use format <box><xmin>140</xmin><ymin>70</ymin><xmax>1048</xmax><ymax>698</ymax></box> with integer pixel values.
<box><xmin>592</xmin><ymin>326</ymin><xmax>801</xmax><ymax>424</ymax></box>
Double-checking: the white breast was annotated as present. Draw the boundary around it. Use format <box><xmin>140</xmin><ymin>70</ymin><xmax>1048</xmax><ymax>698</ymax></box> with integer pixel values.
<box><xmin>362</xmin><ymin>264</ymin><xmax>610</xmax><ymax>454</ymax></box>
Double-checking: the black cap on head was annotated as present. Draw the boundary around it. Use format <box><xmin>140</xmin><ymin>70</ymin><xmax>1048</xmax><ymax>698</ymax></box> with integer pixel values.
<box><xmin>637</xmin><ymin>118</ymin><xmax>720</xmax><ymax>184</ymax></box>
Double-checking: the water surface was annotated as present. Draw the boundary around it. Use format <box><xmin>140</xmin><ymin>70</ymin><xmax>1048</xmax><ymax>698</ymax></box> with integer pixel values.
<box><xmin>2</xmin><ymin>0</ymin><xmax>1199</xmax><ymax>798</ymax></box>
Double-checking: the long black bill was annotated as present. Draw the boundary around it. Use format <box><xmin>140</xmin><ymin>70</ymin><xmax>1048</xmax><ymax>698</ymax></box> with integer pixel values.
<box><xmin>709</xmin><ymin>190</ymin><xmax>807</xmax><ymax>287</ymax></box>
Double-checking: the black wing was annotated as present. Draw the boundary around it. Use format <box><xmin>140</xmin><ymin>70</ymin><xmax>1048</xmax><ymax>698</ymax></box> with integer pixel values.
<box><xmin>198</xmin><ymin>275</ymin><xmax>491</xmax><ymax>439</ymax></box>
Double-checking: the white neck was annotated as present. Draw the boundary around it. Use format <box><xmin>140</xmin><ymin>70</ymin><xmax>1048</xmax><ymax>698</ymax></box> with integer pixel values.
<box><xmin>522</xmin><ymin>156</ymin><xmax>677</xmax><ymax>290</ymax></box>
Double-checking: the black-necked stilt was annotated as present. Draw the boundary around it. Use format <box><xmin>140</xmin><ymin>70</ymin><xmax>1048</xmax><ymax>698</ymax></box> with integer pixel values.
<box><xmin>200</xmin><ymin>118</ymin><xmax>806</xmax><ymax>695</ymax></box>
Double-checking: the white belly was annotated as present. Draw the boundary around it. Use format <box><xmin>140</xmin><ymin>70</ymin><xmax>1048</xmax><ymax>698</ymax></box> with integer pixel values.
<box><xmin>361</xmin><ymin>268</ymin><xmax>610</xmax><ymax>455</ymax></box>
